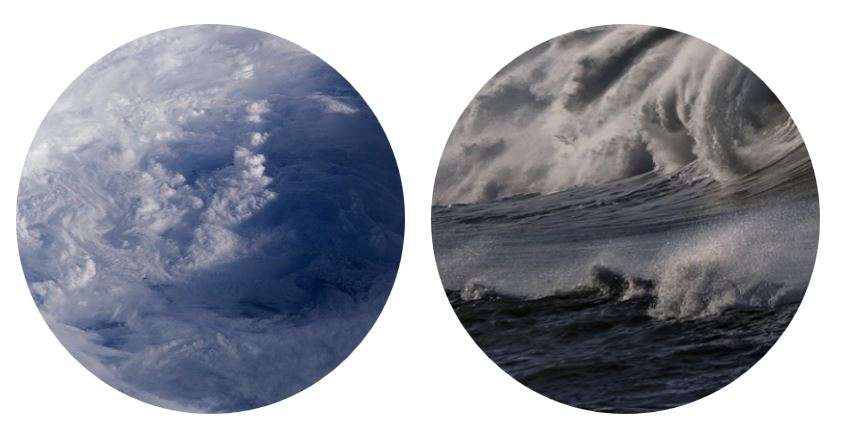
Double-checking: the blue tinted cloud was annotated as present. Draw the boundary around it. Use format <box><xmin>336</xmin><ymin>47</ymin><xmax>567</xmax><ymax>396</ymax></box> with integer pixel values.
<box><xmin>18</xmin><ymin>25</ymin><xmax>403</xmax><ymax>412</ymax></box>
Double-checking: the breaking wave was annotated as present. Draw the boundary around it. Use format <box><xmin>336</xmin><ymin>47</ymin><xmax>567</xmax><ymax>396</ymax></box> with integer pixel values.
<box><xmin>432</xmin><ymin>24</ymin><xmax>817</xmax><ymax>413</ymax></box>
<box><xmin>450</xmin><ymin>263</ymin><xmax>803</xmax><ymax>321</ymax></box>
<box><xmin>434</xmin><ymin>25</ymin><xmax>803</xmax><ymax>204</ymax></box>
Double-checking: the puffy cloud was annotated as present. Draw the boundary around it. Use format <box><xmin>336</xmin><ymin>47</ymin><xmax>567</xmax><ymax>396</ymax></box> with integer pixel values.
<box><xmin>250</xmin><ymin>131</ymin><xmax>269</xmax><ymax>146</ymax></box>
<box><xmin>245</xmin><ymin>100</ymin><xmax>270</xmax><ymax>122</ymax></box>
<box><xmin>183</xmin><ymin>146</ymin><xmax>277</xmax><ymax>270</ymax></box>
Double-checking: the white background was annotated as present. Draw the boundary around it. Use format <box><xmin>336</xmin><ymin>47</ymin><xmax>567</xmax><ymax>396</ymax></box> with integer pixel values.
<box><xmin>1</xmin><ymin>1</ymin><xmax>843</xmax><ymax>444</ymax></box>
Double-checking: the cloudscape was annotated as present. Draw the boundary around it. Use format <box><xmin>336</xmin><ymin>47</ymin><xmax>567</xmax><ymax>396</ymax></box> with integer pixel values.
<box><xmin>18</xmin><ymin>25</ymin><xmax>404</xmax><ymax>413</ymax></box>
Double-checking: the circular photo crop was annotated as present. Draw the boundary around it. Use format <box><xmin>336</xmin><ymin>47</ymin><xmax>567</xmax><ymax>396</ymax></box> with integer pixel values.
<box><xmin>432</xmin><ymin>25</ymin><xmax>818</xmax><ymax>413</ymax></box>
<box><xmin>18</xmin><ymin>25</ymin><xmax>404</xmax><ymax>413</ymax></box>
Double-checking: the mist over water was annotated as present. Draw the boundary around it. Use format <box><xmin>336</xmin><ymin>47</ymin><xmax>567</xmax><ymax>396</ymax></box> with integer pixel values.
<box><xmin>432</xmin><ymin>25</ymin><xmax>818</xmax><ymax>412</ymax></box>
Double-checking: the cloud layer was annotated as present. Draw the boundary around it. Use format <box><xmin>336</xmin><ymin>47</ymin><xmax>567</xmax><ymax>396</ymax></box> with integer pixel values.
<box><xmin>18</xmin><ymin>25</ymin><xmax>403</xmax><ymax>412</ymax></box>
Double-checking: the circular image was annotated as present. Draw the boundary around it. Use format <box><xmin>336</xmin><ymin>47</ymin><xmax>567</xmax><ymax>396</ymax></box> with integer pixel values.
<box><xmin>432</xmin><ymin>25</ymin><xmax>818</xmax><ymax>413</ymax></box>
<box><xmin>18</xmin><ymin>25</ymin><xmax>404</xmax><ymax>413</ymax></box>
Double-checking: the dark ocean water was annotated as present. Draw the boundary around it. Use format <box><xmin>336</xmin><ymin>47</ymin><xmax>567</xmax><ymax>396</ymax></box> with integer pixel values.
<box><xmin>448</xmin><ymin>270</ymin><xmax>799</xmax><ymax>412</ymax></box>
<box><xmin>433</xmin><ymin>145</ymin><xmax>818</xmax><ymax>413</ymax></box>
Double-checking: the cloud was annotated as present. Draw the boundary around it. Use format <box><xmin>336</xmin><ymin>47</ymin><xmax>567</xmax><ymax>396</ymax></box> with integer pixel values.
<box><xmin>311</xmin><ymin>94</ymin><xmax>359</xmax><ymax>115</ymax></box>
<box><xmin>18</xmin><ymin>25</ymin><xmax>403</xmax><ymax>412</ymax></box>
<box><xmin>250</xmin><ymin>131</ymin><xmax>269</xmax><ymax>146</ymax></box>
<box><xmin>183</xmin><ymin>146</ymin><xmax>277</xmax><ymax>270</ymax></box>
<box><xmin>245</xmin><ymin>100</ymin><xmax>270</xmax><ymax>122</ymax></box>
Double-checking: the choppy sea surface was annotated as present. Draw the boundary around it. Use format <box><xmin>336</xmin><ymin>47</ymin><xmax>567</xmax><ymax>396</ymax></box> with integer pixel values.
<box><xmin>433</xmin><ymin>146</ymin><xmax>818</xmax><ymax>412</ymax></box>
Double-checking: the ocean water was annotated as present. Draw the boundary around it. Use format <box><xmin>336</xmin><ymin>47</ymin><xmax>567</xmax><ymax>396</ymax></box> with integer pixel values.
<box><xmin>433</xmin><ymin>145</ymin><xmax>817</xmax><ymax>412</ymax></box>
<box><xmin>432</xmin><ymin>25</ymin><xmax>819</xmax><ymax>412</ymax></box>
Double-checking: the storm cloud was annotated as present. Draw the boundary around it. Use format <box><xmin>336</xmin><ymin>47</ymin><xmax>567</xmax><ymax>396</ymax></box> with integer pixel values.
<box><xmin>18</xmin><ymin>25</ymin><xmax>403</xmax><ymax>412</ymax></box>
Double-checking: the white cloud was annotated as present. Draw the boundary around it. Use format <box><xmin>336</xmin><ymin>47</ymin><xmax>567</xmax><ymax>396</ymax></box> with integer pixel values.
<box><xmin>17</xmin><ymin>25</ymin><xmax>402</xmax><ymax>412</ymax></box>
<box><xmin>250</xmin><ymin>131</ymin><xmax>269</xmax><ymax>146</ymax></box>
<box><xmin>183</xmin><ymin>146</ymin><xmax>277</xmax><ymax>270</ymax></box>
<box><xmin>311</xmin><ymin>94</ymin><xmax>359</xmax><ymax>115</ymax></box>
<box><xmin>245</xmin><ymin>100</ymin><xmax>270</xmax><ymax>122</ymax></box>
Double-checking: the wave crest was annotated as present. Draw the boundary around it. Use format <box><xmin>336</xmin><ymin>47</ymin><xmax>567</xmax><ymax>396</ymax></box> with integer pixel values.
<box><xmin>435</xmin><ymin>25</ymin><xmax>803</xmax><ymax>204</ymax></box>
<box><xmin>450</xmin><ymin>263</ymin><xmax>800</xmax><ymax>321</ymax></box>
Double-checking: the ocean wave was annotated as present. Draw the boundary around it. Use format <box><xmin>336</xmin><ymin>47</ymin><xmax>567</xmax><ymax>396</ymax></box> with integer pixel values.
<box><xmin>433</xmin><ymin>24</ymin><xmax>816</xmax><ymax>412</ymax></box>
<box><xmin>449</xmin><ymin>264</ymin><xmax>800</xmax><ymax>321</ymax></box>
<box><xmin>434</xmin><ymin>25</ymin><xmax>805</xmax><ymax>204</ymax></box>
